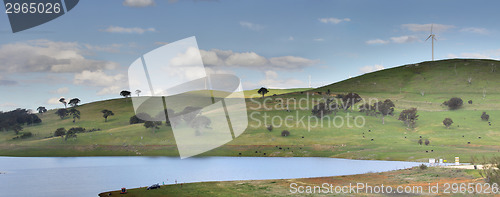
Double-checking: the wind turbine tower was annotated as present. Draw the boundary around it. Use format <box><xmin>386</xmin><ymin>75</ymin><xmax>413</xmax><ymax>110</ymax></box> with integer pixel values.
<box><xmin>425</xmin><ymin>24</ymin><xmax>437</xmax><ymax>61</ymax></box>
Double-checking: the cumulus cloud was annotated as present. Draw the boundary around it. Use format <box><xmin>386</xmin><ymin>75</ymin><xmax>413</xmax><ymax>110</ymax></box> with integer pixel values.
<box><xmin>401</xmin><ymin>23</ymin><xmax>455</xmax><ymax>33</ymax></box>
<box><xmin>101</xmin><ymin>26</ymin><xmax>156</xmax><ymax>34</ymax></box>
<box><xmin>239</xmin><ymin>21</ymin><xmax>264</xmax><ymax>31</ymax></box>
<box><xmin>0</xmin><ymin>40</ymin><xmax>118</xmax><ymax>73</ymax></box>
<box><xmin>51</xmin><ymin>87</ymin><xmax>69</xmax><ymax>94</ymax></box>
<box><xmin>74</xmin><ymin>70</ymin><xmax>126</xmax><ymax>95</ymax></box>
<box><xmin>318</xmin><ymin>17</ymin><xmax>351</xmax><ymax>24</ymax></box>
<box><xmin>359</xmin><ymin>64</ymin><xmax>385</xmax><ymax>74</ymax></box>
<box><xmin>390</xmin><ymin>35</ymin><xmax>419</xmax><ymax>43</ymax></box>
<box><xmin>200</xmin><ymin>49</ymin><xmax>318</xmax><ymax>70</ymax></box>
<box><xmin>123</xmin><ymin>0</ymin><xmax>155</xmax><ymax>7</ymax></box>
<box><xmin>460</xmin><ymin>27</ymin><xmax>489</xmax><ymax>35</ymax></box>
<box><xmin>366</xmin><ymin>39</ymin><xmax>389</xmax><ymax>45</ymax></box>
<box><xmin>256</xmin><ymin>70</ymin><xmax>306</xmax><ymax>89</ymax></box>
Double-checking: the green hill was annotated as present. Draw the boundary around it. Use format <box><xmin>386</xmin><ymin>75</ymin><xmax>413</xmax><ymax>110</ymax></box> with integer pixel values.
<box><xmin>1</xmin><ymin>59</ymin><xmax>500</xmax><ymax>162</ymax></box>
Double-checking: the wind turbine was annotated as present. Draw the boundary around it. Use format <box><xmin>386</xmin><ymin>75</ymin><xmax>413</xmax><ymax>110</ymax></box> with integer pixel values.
<box><xmin>425</xmin><ymin>24</ymin><xmax>437</xmax><ymax>61</ymax></box>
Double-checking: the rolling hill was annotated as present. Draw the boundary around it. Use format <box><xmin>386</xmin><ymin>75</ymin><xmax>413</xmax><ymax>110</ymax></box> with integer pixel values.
<box><xmin>1</xmin><ymin>59</ymin><xmax>500</xmax><ymax>162</ymax></box>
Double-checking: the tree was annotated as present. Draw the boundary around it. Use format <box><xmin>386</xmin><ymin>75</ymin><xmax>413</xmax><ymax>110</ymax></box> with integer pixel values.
<box><xmin>418</xmin><ymin>138</ymin><xmax>423</xmax><ymax>145</ymax></box>
<box><xmin>54</xmin><ymin>128</ymin><xmax>66</xmax><ymax>137</ymax></box>
<box><xmin>376</xmin><ymin>99</ymin><xmax>395</xmax><ymax>124</ymax></box>
<box><xmin>311</xmin><ymin>102</ymin><xmax>332</xmax><ymax>118</ymax></box>
<box><xmin>68</xmin><ymin>108</ymin><xmax>80</xmax><ymax>123</ymax></box>
<box><xmin>101</xmin><ymin>109</ymin><xmax>114</xmax><ymax>122</ymax></box>
<box><xmin>281</xmin><ymin>130</ymin><xmax>290</xmax><ymax>137</ymax></box>
<box><xmin>65</xmin><ymin>129</ymin><xmax>77</xmax><ymax>141</ymax></box>
<box><xmin>481</xmin><ymin>112</ymin><xmax>490</xmax><ymax>121</ymax></box>
<box><xmin>257</xmin><ymin>87</ymin><xmax>269</xmax><ymax>99</ymax></box>
<box><xmin>443</xmin><ymin>118</ymin><xmax>453</xmax><ymax>129</ymax></box>
<box><xmin>135</xmin><ymin>89</ymin><xmax>141</xmax><ymax>97</ymax></box>
<box><xmin>55</xmin><ymin>109</ymin><xmax>68</xmax><ymax>119</ymax></box>
<box><xmin>144</xmin><ymin>121</ymin><xmax>162</xmax><ymax>133</ymax></box>
<box><xmin>189</xmin><ymin>115</ymin><xmax>211</xmax><ymax>136</ymax></box>
<box><xmin>59</xmin><ymin>97</ymin><xmax>67</xmax><ymax>108</ymax></box>
<box><xmin>359</xmin><ymin>103</ymin><xmax>376</xmax><ymax>116</ymax></box>
<box><xmin>399</xmin><ymin>108</ymin><xmax>419</xmax><ymax>128</ymax></box>
<box><xmin>130</xmin><ymin>114</ymin><xmax>146</xmax><ymax>124</ymax></box>
<box><xmin>443</xmin><ymin>97</ymin><xmax>463</xmax><ymax>110</ymax></box>
<box><xmin>425</xmin><ymin>139</ymin><xmax>430</xmax><ymax>146</ymax></box>
<box><xmin>36</xmin><ymin>106</ymin><xmax>47</xmax><ymax>114</ymax></box>
<box><xmin>180</xmin><ymin>106</ymin><xmax>202</xmax><ymax>123</ymax></box>
<box><xmin>68</xmin><ymin>98</ymin><xmax>81</xmax><ymax>107</ymax></box>
<box><xmin>120</xmin><ymin>90</ymin><xmax>131</xmax><ymax>98</ymax></box>
<box><xmin>342</xmin><ymin>92</ymin><xmax>362</xmax><ymax>112</ymax></box>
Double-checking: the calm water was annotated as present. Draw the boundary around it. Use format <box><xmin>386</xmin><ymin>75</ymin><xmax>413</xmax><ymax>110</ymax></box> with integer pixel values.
<box><xmin>0</xmin><ymin>156</ymin><xmax>421</xmax><ymax>197</ymax></box>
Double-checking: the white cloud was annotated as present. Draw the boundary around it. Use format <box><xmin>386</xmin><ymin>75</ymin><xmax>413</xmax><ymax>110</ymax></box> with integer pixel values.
<box><xmin>359</xmin><ymin>64</ymin><xmax>385</xmax><ymax>74</ymax></box>
<box><xmin>51</xmin><ymin>87</ymin><xmax>69</xmax><ymax>94</ymax></box>
<box><xmin>257</xmin><ymin>70</ymin><xmax>306</xmax><ymax>89</ymax></box>
<box><xmin>0</xmin><ymin>102</ymin><xmax>17</xmax><ymax>108</ymax></box>
<box><xmin>101</xmin><ymin>26</ymin><xmax>156</xmax><ymax>34</ymax></box>
<box><xmin>401</xmin><ymin>24</ymin><xmax>455</xmax><ymax>33</ymax></box>
<box><xmin>0</xmin><ymin>40</ymin><xmax>118</xmax><ymax>73</ymax></box>
<box><xmin>447</xmin><ymin>53</ymin><xmax>491</xmax><ymax>59</ymax></box>
<box><xmin>200</xmin><ymin>49</ymin><xmax>318</xmax><ymax>70</ymax></box>
<box><xmin>460</xmin><ymin>27</ymin><xmax>489</xmax><ymax>35</ymax></box>
<box><xmin>366</xmin><ymin>39</ymin><xmax>389</xmax><ymax>45</ymax></box>
<box><xmin>123</xmin><ymin>0</ymin><xmax>155</xmax><ymax>7</ymax></box>
<box><xmin>313</xmin><ymin>38</ymin><xmax>325</xmax><ymax>42</ymax></box>
<box><xmin>47</xmin><ymin>97</ymin><xmax>64</xmax><ymax>105</ymax></box>
<box><xmin>318</xmin><ymin>17</ymin><xmax>351</xmax><ymax>24</ymax></box>
<box><xmin>83</xmin><ymin>43</ymin><xmax>122</xmax><ymax>53</ymax></box>
<box><xmin>74</xmin><ymin>70</ymin><xmax>126</xmax><ymax>95</ymax></box>
<box><xmin>390</xmin><ymin>35</ymin><xmax>419</xmax><ymax>44</ymax></box>
<box><xmin>239</xmin><ymin>21</ymin><xmax>264</xmax><ymax>31</ymax></box>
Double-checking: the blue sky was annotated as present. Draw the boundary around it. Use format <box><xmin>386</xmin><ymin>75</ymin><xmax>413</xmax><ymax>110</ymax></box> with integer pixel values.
<box><xmin>1</xmin><ymin>0</ymin><xmax>500</xmax><ymax>111</ymax></box>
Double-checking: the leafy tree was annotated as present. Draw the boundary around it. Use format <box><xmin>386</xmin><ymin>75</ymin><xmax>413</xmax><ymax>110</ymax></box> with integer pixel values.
<box><xmin>26</xmin><ymin>114</ymin><xmax>42</xmax><ymax>125</ymax></box>
<box><xmin>189</xmin><ymin>115</ymin><xmax>211</xmax><ymax>136</ymax></box>
<box><xmin>425</xmin><ymin>139</ymin><xmax>430</xmax><ymax>146</ymax></box>
<box><xmin>130</xmin><ymin>114</ymin><xmax>146</xmax><ymax>124</ymax></box>
<box><xmin>443</xmin><ymin>118</ymin><xmax>453</xmax><ymax>129</ymax></box>
<box><xmin>54</xmin><ymin>128</ymin><xmax>66</xmax><ymax>137</ymax></box>
<box><xmin>399</xmin><ymin>108</ymin><xmax>419</xmax><ymax>128</ymax></box>
<box><xmin>281</xmin><ymin>130</ymin><xmax>290</xmax><ymax>137</ymax></box>
<box><xmin>144</xmin><ymin>121</ymin><xmax>162</xmax><ymax>133</ymax></box>
<box><xmin>101</xmin><ymin>109</ymin><xmax>114</xmax><ymax>122</ymax></box>
<box><xmin>180</xmin><ymin>106</ymin><xmax>202</xmax><ymax>123</ymax></box>
<box><xmin>0</xmin><ymin>108</ymin><xmax>42</xmax><ymax>133</ymax></box>
<box><xmin>36</xmin><ymin>106</ymin><xmax>47</xmax><ymax>114</ymax></box>
<box><xmin>68</xmin><ymin>108</ymin><xmax>81</xmax><ymax>123</ymax></box>
<box><xmin>59</xmin><ymin>97</ymin><xmax>67</xmax><ymax>108</ymax></box>
<box><xmin>55</xmin><ymin>109</ymin><xmax>68</xmax><ymax>119</ymax></box>
<box><xmin>257</xmin><ymin>87</ymin><xmax>269</xmax><ymax>99</ymax></box>
<box><xmin>359</xmin><ymin>103</ymin><xmax>376</xmax><ymax>116</ymax></box>
<box><xmin>481</xmin><ymin>112</ymin><xmax>490</xmax><ymax>121</ymax></box>
<box><xmin>68</xmin><ymin>98</ymin><xmax>81</xmax><ymax>107</ymax></box>
<box><xmin>311</xmin><ymin>102</ymin><xmax>332</xmax><ymax>118</ymax></box>
<box><xmin>68</xmin><ymin>127</ymin><xmax>86</xmax><ymax>134</ymax></box>
<box><xmin>342</xmin><ymin>92</ymin><xmax>362</xmax><ymax>112</ymax></box>
<box><xmin>12</xmin><ymin>124</ymin><xmax>23</xmax><ymax>135</ymax></box>
<box><xmin>135</xmin><ymin>89</ymin><xmax>141</xmax><ymax>97</ymax></box>
<box><xmin>443</xmin><ymin>97</ymin><xmax>463</xmax><ymax>110</ymax></box>
<box><xmin>120</xmin><ymin>90</ymin><xmax>131</xmax><ymax>98</ymax></box>
<box><xmin>65</xmin><ymin>129</ymin><xmax>77</xmax><ymax>141</ymax></box>
<box><xmin>375</xmin><ymin>99</ymin><xmax>395</xmax><ymax>124</ymax></box>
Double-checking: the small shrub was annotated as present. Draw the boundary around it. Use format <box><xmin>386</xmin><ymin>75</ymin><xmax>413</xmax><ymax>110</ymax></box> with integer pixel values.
<box><xmin>481</xmin><ymin>112</ymin><xmax>490</xmax><ymax>121</ymax></box>
<box><xmin>443</xmin><ymin>118</ymin><xmax>453</xmax><ymax>129</ymax></box>
<box><xmin>129</xmin><ymin>114</ymin><xmax>146</xmax><ymax>124</ymax></box>
<box><xmin>419</xmin><ymin>164</ymin><xmax>428</xmax><ymax>170</ymax></box>
<box><xmin>468</xmin><ymin>100</ymin><xmax>473</xmax><ymax>104</ymax></box>
<box><xmin>443</xmin><ymin>97</ymin><xmax>463</xmax><ymax>110</ymax></box>
<box><xmin>281</xmin><ymin>130</ymin><xmax>290</xmax><ymax>137</ymax></box>
<box><xmin>267</xmin><ymin>125</ymin><xmax>273</xmax><ymax>132</ymax></box>
<box><xmin>425</xmin><ymin>139</ymin><xmax>430</xmax><ymax>146</ymax></box>
<box><xmin>418</xmin><ymin>139</ymin><xmax>423</xmax><ymax>145</ymax></box>
<box><xmin>20</xmin><ymin>132</ymin><xmax>32</xmax><ymax>139</ymax></box>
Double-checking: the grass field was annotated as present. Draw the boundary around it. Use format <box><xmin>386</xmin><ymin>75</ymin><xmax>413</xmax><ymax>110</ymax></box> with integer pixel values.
<box><xmin>1</xmin><ymin>59</ymin><xmax>500</xmax><ymax>163</ymax></box>
<box><xmin>99</xmin><ymin>167</ymin><xmax>486</xmax><ymax>196</ymax></box>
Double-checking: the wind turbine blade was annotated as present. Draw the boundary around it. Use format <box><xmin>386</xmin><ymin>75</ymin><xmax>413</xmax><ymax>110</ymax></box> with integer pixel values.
<box><xmin>425</xmin><ymin>35</ymin><xmax>432</xmax><ymax>41</ymax></box>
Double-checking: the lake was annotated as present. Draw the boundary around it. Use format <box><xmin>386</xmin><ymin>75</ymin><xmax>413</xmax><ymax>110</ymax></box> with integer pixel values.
<box><xmin>0</xmin><ymin>156</ymin><xmax>422</xmax><ymax>197</ymax></box>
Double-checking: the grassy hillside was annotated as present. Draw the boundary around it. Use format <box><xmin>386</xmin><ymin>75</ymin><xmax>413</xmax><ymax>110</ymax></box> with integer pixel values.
<box><xmin>2</xmin><ymin>59</ymin><xmax>500</xmax><ymax>162</ymax></box>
